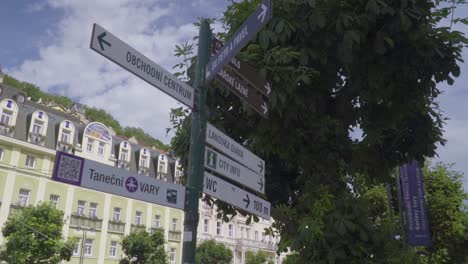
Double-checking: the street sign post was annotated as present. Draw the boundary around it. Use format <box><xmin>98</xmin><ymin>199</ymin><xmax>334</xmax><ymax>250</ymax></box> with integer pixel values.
<box><xmin>215</xmin><ymin>68</ymin><xmax>268</xmax><ymax>116</ymax></box>
<box><xmin>90</xmin><ymin>23</ymin><xmax>194</xmax><ymax>108</ymax></box>
<box><xmin>212</xmin><ymin>37</ymin><xmax>271</xmax><ymax>97</ymax></box>
<box><xmin>206</xmin><ymin>123</ymin><xmax>265</xmax><ymax>176</ymax></box>
<box><xmin>205</xmin><ymin>0</ymin><xmax>272</xmax><ymax>81</ymax></box>
<box><xmin>203</xmin><ymin>172</ymin><xmax>270</xmax><ymax>219</ymax></box>
<box><xmin>205</xmin><ymin>147</ymin><xmax>265</xmax><ymax>194</ymax></box>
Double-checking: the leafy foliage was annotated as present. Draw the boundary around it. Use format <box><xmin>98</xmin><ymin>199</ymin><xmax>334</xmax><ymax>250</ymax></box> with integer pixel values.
<box><xmin>245</xmin><ymin>250</ymin><xmax>269</xmax><ymax>264</ymax></box>
<box><xmin>0</xmin><ymin>202</ymin><xmax>77</xmax><ymax>264</ymax></box>
<box><xmin>195</xmin><ymin>239</ymin><xmax>232</xmax><ymax>264</ymax></box>
<box><xmin>119</xmin><ymin>230</ymin><xmax>168</xmax><ymax>264</ymax></box>
<box><xmin>171</xmin><ymin>0</ymin><xmax>467</xmax><ymax>262</ymax></box>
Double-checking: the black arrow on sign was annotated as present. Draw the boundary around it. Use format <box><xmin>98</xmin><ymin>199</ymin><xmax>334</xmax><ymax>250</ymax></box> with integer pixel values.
<box><xmin>243</xmin><ymin>194</ymin><xmax>250</xmax><ymax>208</ymax></box>
<box><xmin>97</xmin><ymin>32</ymin><xmax>111</xmax><ymax>51</ymax></box>
<box><xmin>258</xmin><ymin>161</ymin><xmax>264</xmax><ymax>174</ymax></box>
<box><xmin>258</xmin><ymin>177</ymin><xmax>264</xmax><ymax>191</ymax></box>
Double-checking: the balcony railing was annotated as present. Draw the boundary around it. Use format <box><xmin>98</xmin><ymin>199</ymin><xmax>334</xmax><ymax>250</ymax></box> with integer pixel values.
<box><xmin>108</xmin><ymin>220</ymin><xmax>125</xmax><ymax>234</ymax></box>
<box><xmin>70</xmin><ymin>213</ymin><xmax>103</xmax><ymax>230</ymax></box>
<box><xmin>150</xmin><ymin>227</ymin><xmax>164</xmax><ymax>234</ymax></box>
<box><xmin>168</xmin><ymin>230</ymin><xmax>182</xmax><ymax>241</ymax></box>
<box><xmin>130</xmin><ymin>224</ymin><xmax>147</xmax><ymax>233</ymax></box>
<box><xmin>0</xmin><ymin>124</ymin><xmax>14</xmax><ymax>136</ymax></box>
<box><xmin>236</xmin><ymin>239</ymin><xmax>278</xmax><ymax>251</ymax></box>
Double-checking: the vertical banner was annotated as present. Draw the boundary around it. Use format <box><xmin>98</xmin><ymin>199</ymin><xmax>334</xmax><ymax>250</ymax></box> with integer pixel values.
<box><xmin>400</xmin><ymin>160</ymin><xmax>432</xmax><ymax>246</ymax></box>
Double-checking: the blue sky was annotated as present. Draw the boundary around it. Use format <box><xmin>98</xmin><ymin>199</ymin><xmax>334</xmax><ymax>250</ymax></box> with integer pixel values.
<box><xmin>0</xmin><ymin>0</ymin><xmax>467</xmax><ymax>193</ymax></box>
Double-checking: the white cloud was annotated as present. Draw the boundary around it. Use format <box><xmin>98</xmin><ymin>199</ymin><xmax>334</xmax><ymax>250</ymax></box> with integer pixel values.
<box><xmin>6</xmin><ymin>0</ymin><xmax>209</xmax><ymax>144</ymax></box>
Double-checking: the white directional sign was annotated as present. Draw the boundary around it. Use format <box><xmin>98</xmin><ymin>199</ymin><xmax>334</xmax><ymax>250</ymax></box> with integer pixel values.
<box><xmin>90</xmin><ymin>23</ymin><xmax>194</xmax><ymax>108</ymax></box>
<box><xmin>205</xmin><ymin>147</ymin><xmax>265</xmax><ymax>194</ymax></box>
<box><xmin>203</xmin><ymin>172</ymin><xmax>270</xmax><ymax>219</ymax></box>
<box><xmin>206</xmin><ymin>123</ymin><xmax>265</xmax><ymax>176</ymax></box>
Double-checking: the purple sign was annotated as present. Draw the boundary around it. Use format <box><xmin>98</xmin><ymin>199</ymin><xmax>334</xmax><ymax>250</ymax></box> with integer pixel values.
<box><xmin>205</xmin><ymin>0</ymin><xmax>272</xmax><ymax>81</ymax></box>
<box><xmin>400</xmin><ymin>160</ymin><xmax>432</xmax><ymax>246</ymax></box>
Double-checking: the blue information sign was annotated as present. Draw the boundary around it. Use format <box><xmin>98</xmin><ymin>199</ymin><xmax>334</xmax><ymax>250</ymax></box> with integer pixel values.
<box><xmin>400</xmin><ymin>160</ymin><xmax>432</xmax><ymax>246</ymax></box>
<box><xmin>205</xmin><ymin>0</ymin><xmax>272</xmax><ymax>81</ymax></box>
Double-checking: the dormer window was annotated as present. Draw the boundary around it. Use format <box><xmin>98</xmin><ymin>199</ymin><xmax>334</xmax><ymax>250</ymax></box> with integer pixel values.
<box><xmin>83</xmin><ymin>122</ymin><xmax>112</xmax><ymax>160</ymax></box>
<box><xmin>57</xmin><ymin>120</ymin><xmax>75</xmax><ymax>153</ymax></box>
<box><xmin>138</xmin><ymin>148</ymin><xmax>150</xmax><ymax>175</ymax></box>
<box><xmin>120</xmin><ymin>149</ymin><xmax>128</xmax><ymax>161</ymax></box>
<box><xmin>118</xmin><ymin>141</ymin><xmax>131</xmax><ymax>170</ymax></box>
<box><xmin>28</xmin><ymin>111</ymin><xmax>48</xmax><ymax>145</ymax></box>
<box><xmin>158</xmin><ymin>154</ymin><xmax>167</xmax><ymax>174</ymax></box>
<box><xmin>0</xmin><ymin>110</ymin><xmax>12</xmax><ymax>126</ymax></box>
<box><xmin>98</xmin><ymin>142</ymin><xmax>105</xmax><ymax>156</ymax></box>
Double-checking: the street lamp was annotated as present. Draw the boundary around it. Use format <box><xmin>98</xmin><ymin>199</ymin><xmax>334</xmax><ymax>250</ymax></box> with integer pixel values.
<box><xmin>76</xmin><ymin>226</ymin><xmax>95</xmax><ymax>264</ymax></box>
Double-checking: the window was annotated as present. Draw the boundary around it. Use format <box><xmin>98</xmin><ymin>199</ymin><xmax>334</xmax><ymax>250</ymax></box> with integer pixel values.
<box><xmin>228</xmin><ymin>224</ymin><xmax>234</xmax><ymax>237</ymax></box>
<box><xmin>84</xmin><ymin>239</ymin><xmax>93</xmax><ymax>256</ymax></box>
<box><xmin>262</xmin><ymin>232</ymin><xmax>266</xmax><ymax>242</ymax></box>
<box><xmin>50</xmin><ymin>194</ymin><xmax>59</xmax><ymax>208</ymax></box>
<box><xmin>255</xmin><ymin>231</ymin><xmax>258</xmax><ymax>241</ymax></box>
<box><xmin>0</xmin><ymin>147</ymin><xmax>4</xmax><ymax>161</ymax></box>
<box><xmin>32</xmin><ymin>120</ymin><xmax>43</xmax><ymax>134</ymax></box>
<box><xmin>73</xmin><ymin>239</ymin><xmax>81</xmax><ymax>256</ymax></box>
<box><xmin>89</xmin><ymin>202</ymin><xmax>98</xmax><ymax>218</ymax></box>
<box><xmin>86</xmin><ymin>139</ymin><xmax>94</xmax><ymax>153</ymax></box>
<box><xmin>77</xmin><ymin>200</ymin><xmax>86</xmax><ymax>215</ymax></box>
<box><xmin>170</xmin><ymin>248</ymin><xmax>176</xmax><ymax>263</ymax></box>
<box><xmin>154</xmin><ymin>215</ymin><xmax>161</xmax><ymax>228</ymax></box>
<box><xmin>172</xmin><ymin>218</ymin><xmax>178</xmax><ymax>231</ymax></box>
<box><xmin>98</xmin><ymin>142</ymin><xmax>105</xmax><ymax>156</ymax></box>
<box><xmin>109</xmin><ymin>241</ymin><xmax>118</xmax><ymax>257</ymax></box>
<box><xmin>0</xmin><ymin>110</ymin><xmax>12</xmax><ymax>125</ymax></box>
<box><xmin>120</xmin><ymin>149</ymin><xmax>128</xmax><ymax>161</ymax></box>
<box><xmin>25</xmin><ymin>155</ymin><xmax>35</xmax><ymax>168</ymax></box>
<box><xmin>140</xmin><ymin>156</ymin><xmax>147</xmax><ymax>167</ymax></box>
<box><xmin>18</xmin><ymin>189</ymin><xmax>30</xmax><ymax>206</ymax></box>
<box><xmin>113</xmin><ymin>207</ymin><xmax>121</xmax><ymax>221</ymax></box>
<box><xmin>135</xmin><ymin>211</ymin><xmax>143</xmax><ymax>225</ymax></box>
<box><xmin>203</xmin><ymin>219</ymin><xmax>209</xmax><ymax>233</ymax></box>
<box><xmin>246</xmin><ymin>228</ymin><xmax>251</xmax><ymax>239</ymax></box>
<box><xmin>216</xmin><ymin>222</ymin><xmax>222</xmax><ymax>236</ymax></box>
<box><xmin>61</xmin><ymin>130</ymin><xmax>70</xmax><ymax>143</ymax></box>
<box><xmin>158</xmin><ymin>161</ymin><xmax>166</xmax><ymax>173</ymax></box>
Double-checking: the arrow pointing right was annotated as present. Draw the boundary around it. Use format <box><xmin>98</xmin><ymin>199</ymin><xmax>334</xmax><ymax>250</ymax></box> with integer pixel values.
<box><xmin>97</xmin><ymin>32</ymin><xmax>111</xmax><ymax>51</ymax></box>
<box><xmin>264</xmin><ymin>82</ymin><xmax>271</xmax><ymax>95</ymax></box>
<box><xmin>261</xmin><ymin>102</ymin><xmax>268</xmax><ymax>114</ymax></box>
<box><xmin>258</xmin><ymin>161</ymin><xmax>264</xmax><ymax>174</ymax></box>
<box><xmin>243</xmin><ymin>194</ymin><xmax>251</xmax><ymax>208</ymax></box>
<box><xmin>258</xmin><ymin>177</ymin><xmax>264</xmax><ymax>191</ymax></box>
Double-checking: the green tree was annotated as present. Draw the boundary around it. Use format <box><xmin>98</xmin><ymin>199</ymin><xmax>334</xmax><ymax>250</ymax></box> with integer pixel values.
<box><xmin>119</xmin><ymin>230</ymin><xmax>168</xmax><ymax>264</ymax></box>
<box><xmin>195</xmin><ymin>239</ymin><xmax>232</xmax><ymax>264</ymax></box>
<box><xmin>171</xmin><ymin>0</ymin><xmax>467</xmax><ymax>262</ymax></box>
<box><xmin>85</xmin><ymin>106</ymin><xmax>124</xmax><ymax>135</ymax></box>
<box><xmin>0</xmin><ymin>202</ymin><xmax>77</xmax><ymax>264</ymax></box>
<box><xmin>420</xmin><ymin>162</ymin><xmax>468</xmax><ymax>263</ymax></box>
<box><xmin>245</xmin><ymin>250</ymin><xmax>268</xmax><ymax>264</ymax></box>
<box><xmin>282</xmin><ymin>253</ymin><xmax>300</xmax><ymax>264</ymax></box>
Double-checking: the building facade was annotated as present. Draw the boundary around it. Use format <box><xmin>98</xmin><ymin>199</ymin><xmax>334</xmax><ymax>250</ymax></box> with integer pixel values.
<box><xmin>0</xmin><ymin>73</ymin><xmax>282</xmax><ymax>264</ymax></box>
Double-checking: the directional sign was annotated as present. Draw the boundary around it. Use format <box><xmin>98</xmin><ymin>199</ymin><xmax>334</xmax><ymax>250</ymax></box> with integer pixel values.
<box><xmin>212</xmin><ymin>37</ymin><xmax>271</xmax><ymax>97</ymax></box>
<box><xmin>90</xmin><ymin>23</ymin><xmax>194</xmax><ymax>108</ymax></box>
<box><xmin>203</xmin><ymin>172</ymin><xmax>270</xmax><ymax>219</ymax></box>
<box><xmin>206</xmin><ymin>0</ymin><xmax>272</xmax><ymax>81</ymax></box>
<box><xmin>52</xmin><ymin>151</ymin><xmax>185</xmax><ymax>210</ymax></box>
<box><xmin>205</xmin><ymin>147</ymin><xmax>265</xmax><ymax>194</ymax></box>
<box><xmin>206</xmin><ymin>123</ymin><xmax>265</xmax><ymax>176</ymax></box>
<box><xmin>215</xmin><ymin>68</ymin><xmax>268</xmax><ymax>117</ymax></box>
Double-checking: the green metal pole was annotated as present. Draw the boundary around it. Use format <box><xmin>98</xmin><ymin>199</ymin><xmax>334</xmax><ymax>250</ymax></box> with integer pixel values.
<box><xmin>182</xmin><ymin>19</ymin><xmax>211</xmax><ymax>264</ymax></box>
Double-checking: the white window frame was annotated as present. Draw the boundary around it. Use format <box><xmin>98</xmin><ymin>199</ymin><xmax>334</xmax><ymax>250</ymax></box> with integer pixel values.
<box><xmin>216</xmin><ymin>222</ymin><xmax>222</xmax><ymax>236</ymax></box>
<box><xmin>140</xmin><ymin>156</ymin><xmax>147</xmax><ymax>168</ymax></box>
<box><xmin>25</xmin><ymin>155</ymin><xmax>35</xmax><ymax>168</ymax></box>
<box><xmin>77</xmin><ymin>200</ymin><xmax>86</xmax><ymax>215</ymax></box>
<box><xmin>50</xmin><ymin>194</ymin><xmax>59</xmax><ymax>208</ymax></box>
<box><xmin>255</xmin><ymin>230</ymin><xmax>259</xmax><ymax>241</ymax></box>
<box><xmin>84</xmin><ymin>239</ymin><xmax>93</xmax><ymax>256</ymax></box>
<box><xmin>203</xmin><ymin>219</ymin><xmax>209</xmax><ymax>233</ymax></box>
<box><xmin>158</xmin><ymin>161</ymin><xmax>166</xmax><ymax>173</ymax></box>
<box><xmin>32</xmin><ymin>120</ymin><xmax>43</xmax><ymax>135</ymax></box>
<box><xmin>97</xmin><ymin>142</ymin><xmax>105</xmax><ymax>156</ymax></box>
<box><xmin>109</xmin><ymin>241</ymin><xmax>118</xmax><ymax>257</ymax></box>
<box><xmin>135</xmin><ymin>211</ymin><xmax>143</xmax><ymax>225</ymax></box>
<box><xmin>154</xmin><ymin>215</ymin><xmax>161</xmax><ymax>228</ymax></box>
<box><xmin>18</xmin><ymin>189</ymin><xmax>30</xmax><ymax>206</ymax></box>
<box><xmin>113</xmin><ymin>207</ymin><xmax>121</xmax><ymax>221</ymax></box>
<box><xmin>228</xmin><ymin>224</ymin><xmax>234</xmax><ymax>237</ymax></box>
<box><xmin>73</xmin><ymin>239</ymin><xmax>81</xmax><ymax>256</ymax></box>
<box><xmin>172</xmin><ymin>218</ymin><xmax>178</xmax><ymax>231</ymax></box>
<box><xmin>0</xmin><ymin>110</ymin><xmax>12</xmax><ymax>126</ymax></box>
<box><xmin>86</xmin><ymin>139</ymin><xmax>94</xmax><ymax>153</ymax></box>
<box><xmin>120</xmin><ymin>149</ymin><xmax>128</xmax><ymax>161</ymax></box>
<box><xmin>61</xmin><ymin>129</ymin><xmax>70</xmax><ymax>143</ymax></box>
<box><xmin>0</xmin><ymin>147</ymin><xmax>4</xmax><ymax>161</ymax></box>
<box><xmin>170</xmin><ymin>248</ymin><xmax>176</xmax><ymax>264</ymax></box>
<box><xmin>89</xmin><ymin>202</ymin><xmax>98</xmax><ymax>218</ymax></box>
